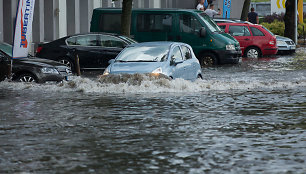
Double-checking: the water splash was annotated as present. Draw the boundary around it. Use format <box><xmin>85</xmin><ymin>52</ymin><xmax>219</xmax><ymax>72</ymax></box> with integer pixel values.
<box><xmin>1</xmin><ymin>73</ymin><xmax>305</xmax><ymax>94</ymax></box>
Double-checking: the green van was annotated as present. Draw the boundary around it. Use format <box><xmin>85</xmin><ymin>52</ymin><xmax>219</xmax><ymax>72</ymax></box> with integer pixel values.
<box><xmin>90</xmin><ymin>8</ymin><xmax>241</xmax><ymax>66</ymax></box>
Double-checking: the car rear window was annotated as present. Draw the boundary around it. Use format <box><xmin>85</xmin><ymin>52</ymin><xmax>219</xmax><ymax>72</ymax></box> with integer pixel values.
<box><xmin>66</xmin><ymin>35</ymin><xmax>99</xmax><ymax>46</ymax></box>
<box><xmin>262</xmin><ymin>26</ymin><xmax>275</xmax><ymax>36</ymax></box>
<box><xmin>229</xmin><ymin>26</ymin><xmax>251</xmax><ymax>36</ymax></box>
<box><xmin>99</xmin><ymin>35</ymin><xmax>126</xmax><ymax>48</ymax></box>
<box><xmin>250</xmin><ymin>27</ymin><xmax>265</xmax><ymax>36</ymax></box>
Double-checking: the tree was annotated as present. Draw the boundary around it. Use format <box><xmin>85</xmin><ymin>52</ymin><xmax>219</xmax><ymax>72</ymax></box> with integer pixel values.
<box><xmin>284</xmin><ymin>0</ymin><xmax>296</xmax><ymax>41</ymax></box>
<box><xmin>240</xmin><ymin>0</ymin><xmax>251</xmax><ymax>21</ymax></box>
<box><xmin>121</xmin><ymin>0</ymin><xmax>133</xmax><ymax>37</ymax></box>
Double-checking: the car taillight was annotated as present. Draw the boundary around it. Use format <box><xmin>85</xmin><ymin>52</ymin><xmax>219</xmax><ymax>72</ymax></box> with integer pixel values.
<box><xmin>36</xmin><ymin>46</ymin><xmax>43</xmax><ymax>54</ymax></box>
<box><xmin>268</xmin><ymin>40</ymin><xmax>275</xmax><ymax>46</ymax></box>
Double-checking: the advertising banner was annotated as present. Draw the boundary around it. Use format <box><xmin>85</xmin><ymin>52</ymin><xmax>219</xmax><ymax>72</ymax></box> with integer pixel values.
<box><xmin>298</xmin><ymin>0</ymin><xmax>303</xmax><ymax>23</ymax></box>
<box><xmin>223</xmin><ymin>0</ymin><xmax>231</xmax><ymax>19</ymax></box>
<box><xmin>12</xmin><ymin>0</ymin><xmax>36</xmax><ymax>59</ymax></box>
<box><xmin>271</xmin><ymin>0</ymin><xmax>286</xmax><ymax>14</ymax></box>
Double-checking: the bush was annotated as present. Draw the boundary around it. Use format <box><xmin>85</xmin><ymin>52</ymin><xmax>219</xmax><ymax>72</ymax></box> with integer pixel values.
<box><xmin>261</xmin><ymin>21</ymin><xmax>284</xmax><ymax>35</ymax></box>
<box><xmin>261</xmin><ymin>20</ymin><xmax>306</xmax><ymax>38</ymax></box>
<box><xmin>262</xmin><ymin>13</ymin><xmax>284</xmax><ymax>23</ymax></box>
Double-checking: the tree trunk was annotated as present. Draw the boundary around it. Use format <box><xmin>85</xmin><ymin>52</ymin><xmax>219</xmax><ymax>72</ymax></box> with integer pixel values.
<box><xmin>121</xmin><ymin>0</ymin><xmax>133</xmax><ymax>37</ymax></box>
<box><xmin>284</xmin><ymin>0</ymin><xmax>296</xmax><ymax>41</ymax></box>
<box><xmin>240</xmin><ymin>0</ymin><xmax>251</xmax><ymax>21</ymax></box>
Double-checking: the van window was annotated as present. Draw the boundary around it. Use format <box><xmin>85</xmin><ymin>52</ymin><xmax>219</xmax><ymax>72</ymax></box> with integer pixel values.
<box><xmin>180</xmin><ymin>14</ymin><xmax>202</xmax><ymax>34</ymax></box>
<box><xmin>137</xmin><ymin>14</ymin><xmax>172</xmax><ymax>32</ymax></box>
<box><xmin>99</xmin><ymin>14</ymin><xmax>121</xmax><ymax>32</ymax></box>
<box><xmin>181</xmin><ymin>46</ymin><xmax>192</xmax><ymax>60</ymax></box>
<box><xmin>99</xmin><ymin>35</ymin><xmax>126</xmax><ymax>48</ymax></box>
<box><xmin>229</xmin><ymin>26</ymin><xmax>251</xmax><ymax>36</ymax></box>
<box><xmin>250</xmin><ymin>27</ymin><xmax>265</xmax><ymax>36</ymax></box>
<box><xmin>199</xmin><ymin>13</ymin><xmax>221</xmax><ymax>32</ymax></box>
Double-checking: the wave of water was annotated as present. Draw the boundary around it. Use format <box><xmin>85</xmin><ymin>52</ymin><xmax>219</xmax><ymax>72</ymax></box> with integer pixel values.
<box><xmin>1</xmin><ymin>73</ymin><xmax>305</xmax><ymax>94</ymax></box>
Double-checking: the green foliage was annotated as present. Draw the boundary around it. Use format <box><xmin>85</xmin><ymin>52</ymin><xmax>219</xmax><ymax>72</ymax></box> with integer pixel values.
<box><xmin>261</xmin><ymin>20</ymin><xmax>306</xmax><ymax>37</ymax></box>
<box><xmin>261</xmin><ymin>21</ymin><xmax>284</xmax><ymax>36</ymax></box>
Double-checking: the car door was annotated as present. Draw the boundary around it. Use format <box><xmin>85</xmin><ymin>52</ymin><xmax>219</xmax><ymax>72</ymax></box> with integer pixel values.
<box><xmin>170</xmin><ymin>46</ymin><xmax>188</xmax><ymax>79</ymax></box>
<box><xmin>180</xmin><ymin>45</ymin><xmax>195</xmax><ymax>80</ymax></box>
<box><xmin>177</xmin><ymin>13</ymin><xmax>207</xmax><ymax>54</ymax></box>
<box><xmin>0</xmin><ymin>51</ymin><xmax>10</xmax><ymax>81</ymax></box>
<box><xmin>66</xmin><ymin>34</ymin><xmax>102</xmax><ymax>69</ymax></box>
<box><xmin>98</xmin><ymin>35</ymin><xmax>126</xmax><ymax>68</ymax></box>
<box><xmin>228</xmin><ymin>25</ymin><xmax>251</xmax><ymax>54</ymax></box>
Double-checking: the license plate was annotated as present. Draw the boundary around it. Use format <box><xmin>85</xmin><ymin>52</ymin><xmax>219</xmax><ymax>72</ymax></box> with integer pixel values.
<box><xmin>291</xmin><ymin>46</ymin><xmax>296</xmax><ymax>50</ymax></box>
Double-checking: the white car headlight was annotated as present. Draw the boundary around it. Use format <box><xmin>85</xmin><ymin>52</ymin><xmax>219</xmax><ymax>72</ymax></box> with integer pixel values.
<box><xmin>277</xmin><ymin>40</ymin><xmax>286</xmax><ymax>45</ymax></box>
<box><xmin>152</xmin><ymin>67</ymin><xmax>162</xmax><ymax>75</ymax></box>
<box><xmin>41</xmin><ymin>67</ymin><xmax>59</xmax><ymax>74</ymax></box>
<box><xmin>226</xmin><ymin>44</ymin><xmax>235</xmax><ymax>51</ymax></box>
<box><xmin>103</xmin><ymin>68</ymin><xmax>110</xmax><ymax>76</ymax></box>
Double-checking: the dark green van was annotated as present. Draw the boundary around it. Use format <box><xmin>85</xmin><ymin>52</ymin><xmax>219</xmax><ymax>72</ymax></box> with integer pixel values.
<box><xmin>90</xmin><ymin>8</ymin><xmax>241</xmax><ymax>66</ymax></box>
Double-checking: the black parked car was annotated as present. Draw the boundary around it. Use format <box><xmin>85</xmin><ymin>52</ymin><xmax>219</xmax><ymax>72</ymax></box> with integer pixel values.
<box><xmin>0</xmin><ymin>42</ymin><xmax>71</xmax><ymax>83</ymax></box>
<box><xmin>36</xmin><ymin>33</ymin><xmax>137</xmax><ymax>71</ymax></box>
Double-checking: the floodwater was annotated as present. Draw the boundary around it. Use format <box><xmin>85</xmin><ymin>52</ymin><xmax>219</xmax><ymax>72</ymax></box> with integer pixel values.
<box><xmin>0</xmin><ymin>50</ymin><xmax>305</xmax><ymax>174</ymax></box>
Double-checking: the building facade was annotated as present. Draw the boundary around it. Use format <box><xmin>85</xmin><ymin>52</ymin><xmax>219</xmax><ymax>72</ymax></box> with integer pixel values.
<box><xmin>0</xmin><ymin>0</ymin><xmax>244</xmax><ymax>54</ymax></box>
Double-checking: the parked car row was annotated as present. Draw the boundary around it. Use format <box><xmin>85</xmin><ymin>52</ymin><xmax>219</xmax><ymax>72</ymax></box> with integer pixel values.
<box><xmin>214</xmin><ymin>18</ymin><xmax>296</xmax><ymax>56</ymax></box>
<box><xmin>0</xmin><ymin>42</ymin><xmax>71</xmax><ymax>83</ymax></box>
<box><xmin>1</xmin><ymin>9</ymin><xmax>297</xmax><ymax>83</ymax></box>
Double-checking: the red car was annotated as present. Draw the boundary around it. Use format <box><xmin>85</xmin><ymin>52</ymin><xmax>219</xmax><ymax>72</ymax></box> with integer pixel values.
<box><xmin>217</xmin><ymin>22</ymin><xmax>278</xmax><ymax>58</ymax></box>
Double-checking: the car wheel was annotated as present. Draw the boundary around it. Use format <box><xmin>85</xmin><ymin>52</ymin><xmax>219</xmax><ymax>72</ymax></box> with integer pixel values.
<box><xmin>197</xmin><ymin>74</ymin><xmax>203</xmax><ymax>80</ymax></box>
<box><xmin>200</xmin><ymin>53</ymin><xmax>217</xmax><ymax>67</ymax></box>
<box><xmin>245</xmin><ymin>47</ymin><xmax>261</xmax><ymax>58</ymax></box>
<box><xmin>17</xmin><ymin>73</ymin><xmax>37</xmax><ymax>83</ymax></box>
<box><xmin>59</xmin><ymin>58</ymin><xmax>74</xmax><ymax>70</ymax></box>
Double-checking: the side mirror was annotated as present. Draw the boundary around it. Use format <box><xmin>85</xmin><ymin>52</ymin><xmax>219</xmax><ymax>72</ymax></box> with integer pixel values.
<box><xmin>108</xmin><ymin>59</ymin><xmax>115</xmax><ymax>64</ymax></box>
<box><xmin>200</xmin><ymin>27</ymin><xmax>206</xmax><ymax>37</ymax></box>
<box><xmin>170</xmin><ymin>58</ymin><xmax>183</xmax><ymax>66</ymax></box>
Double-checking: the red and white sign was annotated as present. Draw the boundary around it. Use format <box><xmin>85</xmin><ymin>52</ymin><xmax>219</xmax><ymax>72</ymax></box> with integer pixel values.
<box><xmin>12</xmin><ymin>0</ymin><xmax>35</xmax><ymax>59</ymax></box>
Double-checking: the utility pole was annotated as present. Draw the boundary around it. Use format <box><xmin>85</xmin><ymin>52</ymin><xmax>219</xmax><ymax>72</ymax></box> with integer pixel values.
<box><xmin>295</xmin><ymin>0</ymin><xmax>298</xmax><ymax>44</ymax></box>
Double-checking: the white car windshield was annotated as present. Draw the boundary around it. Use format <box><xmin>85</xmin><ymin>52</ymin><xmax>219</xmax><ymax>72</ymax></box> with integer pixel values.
<box><xmin>116</xmin><ymin>46</ymin><xmax>169</xmax><ymax>62</ymax></box>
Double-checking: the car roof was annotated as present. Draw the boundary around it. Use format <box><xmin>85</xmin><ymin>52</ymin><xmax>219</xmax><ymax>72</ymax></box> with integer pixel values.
<box><xmin>218</xmin><ymin>22</ymin><xmax>260</xmax><ymax>27</ymax></box>
<box><xmin>94</xmin><ymin>8</ymin><xmax>202</xmax><ymax>13</ymax></box>
<box><xmin>214</xmin><ymin>18</ymin><xmax>252</xmax><ymax>24</ymax></box>
<box><xmin>129</xmin><ymin>41</ymin><xmax>186</xmax><ymax>47</ymax></box>
<box><xmin>60</xmin><ymin>32</ymin><xmax>128</xmax><ymax>39</ymax></box>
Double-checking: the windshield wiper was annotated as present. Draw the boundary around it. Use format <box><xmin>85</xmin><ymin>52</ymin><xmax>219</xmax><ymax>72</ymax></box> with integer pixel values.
<box><xmin>127</xmin><ymin>60</ymin><xmax>156</xmax><ymax>62</ymax></box>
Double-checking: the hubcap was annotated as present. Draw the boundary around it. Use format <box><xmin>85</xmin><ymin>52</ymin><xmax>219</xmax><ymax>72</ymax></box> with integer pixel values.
<box><xmin>247</xmin><ymin>49</ymin><xmax>259</xmax><ymax>58</ymax></box>
<box><xmin>19</xmin><ymin>75</ymin><xmax>35</xmax><ymax>83</ymax></box>
<box><xmin>59</xmin><ymin>59</ymin><xmax>71</xmax><ymax>68</ymax></box>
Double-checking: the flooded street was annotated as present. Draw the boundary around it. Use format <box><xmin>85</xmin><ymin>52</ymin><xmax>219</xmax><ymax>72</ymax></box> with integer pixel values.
<box><xmin>0</xmin><ymin>50</ymin><xmax>305</xmax><ymax>173</ymax></box>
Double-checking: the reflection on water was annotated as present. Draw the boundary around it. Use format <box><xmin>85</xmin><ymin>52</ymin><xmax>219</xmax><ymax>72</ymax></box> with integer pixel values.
<box><xmin>0</xmin><ymin>50</ymin><xmax>305</xmax><ymax>173</ymax></box>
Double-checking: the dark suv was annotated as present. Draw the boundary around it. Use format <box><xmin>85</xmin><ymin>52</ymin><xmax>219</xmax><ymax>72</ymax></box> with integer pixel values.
<box><xmin>0</xmin><ymin>42</ymin><xmax>71</xmax><ymax>83</ymax></box>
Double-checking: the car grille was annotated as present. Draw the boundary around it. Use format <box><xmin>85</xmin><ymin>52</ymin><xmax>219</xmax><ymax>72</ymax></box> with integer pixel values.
<box><xmin>285</xmin><ymin>41</ymin><xmax>295</xmax><ymax>45</ymax></box>
<box><xmin>56</xmin><ymin>66</ymin><xmax>72</xmax><ymax>75</ymax></box>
